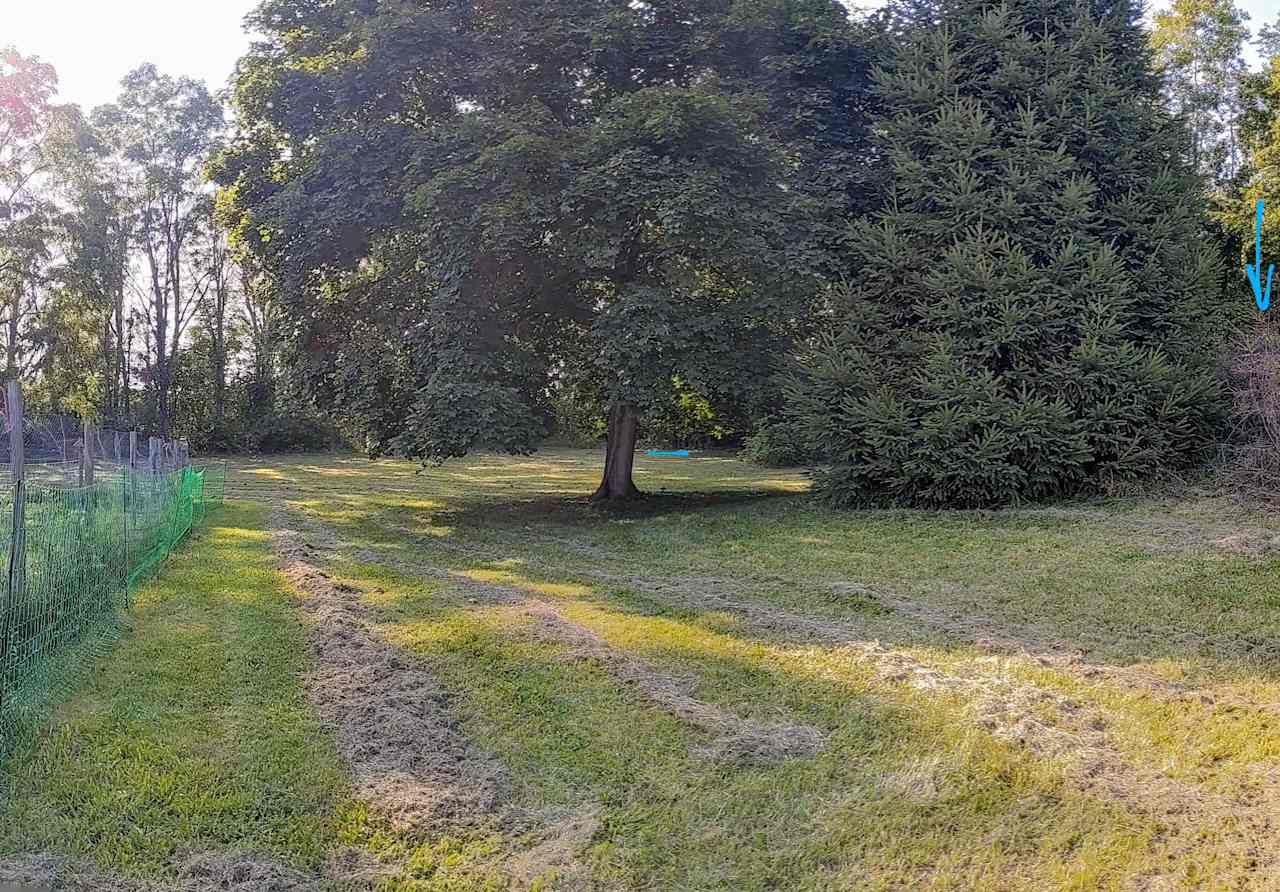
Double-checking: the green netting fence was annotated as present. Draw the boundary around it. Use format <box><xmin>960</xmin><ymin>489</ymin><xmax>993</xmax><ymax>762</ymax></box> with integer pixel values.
<box><xmin>0</xmin><ymin>461</ymin><xmax>227</xmax><ymax>751</ymax></box>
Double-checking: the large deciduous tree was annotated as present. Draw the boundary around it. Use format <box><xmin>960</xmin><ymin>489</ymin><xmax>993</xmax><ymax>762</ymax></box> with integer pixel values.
<box><xmin>215</xmin><ymin>0</ymin><xmax>875</xmax><ymax>499</ymax></box>
<box><xmin>780</xmin><ymin>0</ymin><xmax>1226</xmax><ymax>507</ymax></box>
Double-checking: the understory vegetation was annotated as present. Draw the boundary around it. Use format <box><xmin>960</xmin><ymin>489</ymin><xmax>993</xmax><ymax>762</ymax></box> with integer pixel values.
<box><xmin>5</xmin><ymin>452</ymin><xmax>1280</xmax><ymax>889</ymax></box>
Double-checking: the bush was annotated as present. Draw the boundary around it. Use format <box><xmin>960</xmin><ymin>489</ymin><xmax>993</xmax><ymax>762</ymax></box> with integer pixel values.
<box><xmin>642</xmin><ymin>378</ymin><xmax>742</xmax><ymax>450</ymax></box>
<box><xmin>242</xmin><ymin>410</ymin><xmax>345</xmax><ymax>454</ymax></box>
<box><xmin>741</xmin><ymin>419</ymin><xmax>811</xmax><ymax>467</ymax></box>
<box><xmin>1224</xmin><ymin>322</ymin><xmax>1280</xmax><ymax>499</ymax></box>
<box><xmin>545</xmin><ymin>381</ymin><xmax>605</xmax><ymax>447</ymax></box>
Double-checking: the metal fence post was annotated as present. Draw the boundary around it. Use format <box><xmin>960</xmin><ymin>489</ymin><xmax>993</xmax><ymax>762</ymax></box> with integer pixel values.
<box><xmin>123</xmin><ymin>440</ymin><xmax>130</xmax><ymax>600</ymax></box>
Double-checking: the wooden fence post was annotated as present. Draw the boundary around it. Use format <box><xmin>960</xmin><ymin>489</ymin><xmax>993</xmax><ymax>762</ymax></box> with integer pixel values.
<box><xmin>148</xmin><ymin>437</ymin><xmax>160</xmax><ymax>475</ymax></box>
<box><xmin>129</xmin><ymin>431</ymin><xmax>137</xmax><ymax>471</ymax></box>
<box><xmin>82</xmin><ymin>418</ymin><xmax>94</xmax><ymax>487</ymax></box>
<box><xmin>1</xmin><ymin>381</ymin><xmax>26</xmax><ymax>714</ymax></box>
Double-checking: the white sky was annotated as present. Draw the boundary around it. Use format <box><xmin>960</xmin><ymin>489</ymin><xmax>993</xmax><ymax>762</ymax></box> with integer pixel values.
<box><xmin>3</xmin><ymin>0</ymin><xmax>1280</xmax><ymax>113</ymax></box>
<box><xmin>4</xmin><ymin>0</ymin><xmax>260</xmax><ymax>111</ymax></box>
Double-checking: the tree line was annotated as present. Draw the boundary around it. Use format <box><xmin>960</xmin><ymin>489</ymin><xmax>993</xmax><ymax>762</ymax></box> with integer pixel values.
<box><xmin>0</xmin><ymin>53</ymin><xmax>332</xmax><ymax>452</ymax></box>
<box><xmin>8</xmin><ymin>0</ymin><xmax>1280</xmax><ymax>503</ymax></box>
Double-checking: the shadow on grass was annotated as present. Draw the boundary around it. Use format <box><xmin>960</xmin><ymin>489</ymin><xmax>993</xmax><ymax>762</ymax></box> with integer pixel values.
<box><xmin>277</xmin><ymin>457</ymin><xmax>1280</xmax><ymax>684</ymax></box>
<box><xmin>440</xmin><ymin>488</ymin><xmax>802</xmax><ymax>529</ymax></box>
<box><xmin>339</xmin><ymin>511</ymin><xmax>1280</xmax><ymax>684</ymax></box>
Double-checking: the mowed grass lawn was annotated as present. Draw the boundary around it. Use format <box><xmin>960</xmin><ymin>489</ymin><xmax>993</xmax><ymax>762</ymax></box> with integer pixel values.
<box><xmin>4</xmin><ymin>448</ymin><xmax>1280</xmax><ymax>890</ymax></box>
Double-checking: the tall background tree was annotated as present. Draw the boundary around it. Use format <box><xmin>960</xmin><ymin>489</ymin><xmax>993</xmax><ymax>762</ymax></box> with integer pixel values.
<box><xmin>191</xmin><ymin>220</ymin><xmax>238</xmax><ymax>444</ymax></box>
<box><xmin>0</xmin><ymin>48</ymin><xmax>60</xmax><ymax>382</ymax></box>
<box><xmin>216</xmin><ymin>0</ymin><xmax>880</xmax><ymax>497</ymax></box>
<box><xmin>1151</xmin><ymin>0</ymin><xmax>1251</xmax><ymax>185</ymax></box>
<box><xmin>2</xmin><ymin>47</ymin><xmax>323</xmax><ymax>451</ymax></box>
<box><xmin>95</xmin><ymin>65</ymin><xmax>224</xmax><ymax>438</ymax></box>
<box><xmin>1255</xmin><ymin>10</ymin><xmax>1280</xmax><ymax>59</ymax></box>
<box><xmin>48</xmin><ymin>105</ymin><xmax>135</xmax><ymax>422</ymax></box>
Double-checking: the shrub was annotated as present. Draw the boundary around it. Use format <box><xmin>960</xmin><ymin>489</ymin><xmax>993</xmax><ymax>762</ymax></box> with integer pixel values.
<box><xmin>1224</xmin><ymin>322</ymin><xmax>1280</xmax><ymax>499</ymax></box>
<box><xmin>242</xmin><ymin>410</ymin><xmax>344</xmax><ymax>454</ymax></box>
<box><xmin>741</xmin><ymin>419</ymin><xmax>812</xmax><ymax>468</ymax></box>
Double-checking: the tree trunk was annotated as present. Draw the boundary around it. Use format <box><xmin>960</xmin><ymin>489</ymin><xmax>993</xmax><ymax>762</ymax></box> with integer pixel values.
<box><xmin>115</xmin><ymin>297</ymin><xmax>127</xmax><ymax>420</ymax></box>
<box><xmin>155</xmin><ymin>353</ymin><xmax>170</xmax><ymax>439</ymax></box>
<box><xmin>591</xmin><ymin>402</ymin><xmax>641</xmax><ymax>501</ymax></box>
<box><xmin>212</xmin><ymin>328</ymin><xmax>226</xmax><ymax>431</ymax></box>
<box><xmin>5</xmin><ymin>290</ymin><xmax>18</xmax><ymax>379</ymax></box>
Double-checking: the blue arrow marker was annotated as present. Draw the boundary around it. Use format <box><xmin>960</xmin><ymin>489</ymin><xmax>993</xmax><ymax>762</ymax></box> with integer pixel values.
<box><xmin>1247</xmin><ymin>199</ymin><xmax>1274</xmax><ymax>311</ymax></box>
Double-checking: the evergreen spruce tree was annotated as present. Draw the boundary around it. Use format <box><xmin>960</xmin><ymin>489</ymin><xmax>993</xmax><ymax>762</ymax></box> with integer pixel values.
<box><xmin>785</xmin><ymin>0</ymin><xmax>1225</xmax><ymax>507</ymax></box>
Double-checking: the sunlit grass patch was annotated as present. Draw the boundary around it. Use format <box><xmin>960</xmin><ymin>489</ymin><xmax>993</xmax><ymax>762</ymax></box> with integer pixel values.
<box><xmin>459</xmin><ymin>568</ymin><xmax>593</xmax><ymax>600</ymax></box>
<box><xmin>0</xmin><ymin>503</ymin><xmax>509</xmax><ymax>891</ymax></box>
<box><xmin>0</xmin><ymin>503</ymin><xmax>349</xmax><ymax>874</ymax></box>
<box><xmin>246</xmin><ymin>467</ymin><xmax>290</xmax><ymax>479</ymax></box>
<box><xmin>319</xmin><ymin>552</ymin><xmax>1162</xmax><ymax>890</ymax></box>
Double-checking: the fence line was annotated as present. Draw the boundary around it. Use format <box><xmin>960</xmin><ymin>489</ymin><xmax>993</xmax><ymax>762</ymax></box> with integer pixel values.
<box><xmin>0</xmin><ymin>383</ymin><xmax>226</xmax><ymax>750</ymax></box>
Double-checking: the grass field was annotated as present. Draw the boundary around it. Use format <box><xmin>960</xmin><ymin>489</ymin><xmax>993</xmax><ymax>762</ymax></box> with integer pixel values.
<box><xmin>5</xmin><ymin>449</ymin><xmax>1280</xmax><ymax>890</ymax></box>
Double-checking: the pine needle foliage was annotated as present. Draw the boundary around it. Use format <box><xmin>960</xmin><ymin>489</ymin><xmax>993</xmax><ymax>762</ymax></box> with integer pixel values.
<box><xmin>785</xmin><ymin>0</ymin><xmax>1228</xmax><ymax>507</ymax></box>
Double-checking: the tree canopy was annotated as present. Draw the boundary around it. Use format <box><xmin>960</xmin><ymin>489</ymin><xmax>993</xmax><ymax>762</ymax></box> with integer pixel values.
<box><xmin>215</xmin><ymin>0</ymin><xmax>879</xmax><ymax>497</ymax></box>
<box><xmin>0</xmin><ymin>0</ymin><xmax>1267</xmax><ymax>507</ymax></box>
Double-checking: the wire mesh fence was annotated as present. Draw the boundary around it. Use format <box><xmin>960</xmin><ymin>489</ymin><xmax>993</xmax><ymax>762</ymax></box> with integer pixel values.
<box><xmin>0</xmin><ymin>383</ymin><xmax>226</xmax><ymax>752</ymax></box>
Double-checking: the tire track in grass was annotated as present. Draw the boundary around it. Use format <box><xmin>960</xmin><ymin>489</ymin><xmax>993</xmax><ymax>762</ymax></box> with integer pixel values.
<box><xmin>502</xmin><ymin>597</ymin><xmax>824</xmax><ymax>765</ymax></box>
<box><xmin>344</xmin><ymin>506</ymin><xmax>1280</xmax><ymax>736</ymax></box>
<box><xmin>509</xmin><ymin>568</ymin><xmax>1280</xmax><ymax>880</ymax></box>
<box><xmin>583</xmin><ymin>573</ymin><xmax>1280</xmax><ymax>883</ymax></box>
<box><xmin>369</xmin><ymin>513</ymin><xmax>1280</xmax><ymax>703</ymax></box>
<box><xmin>588</xmin><ymin>562</ymin><xmax>1280</xmax><ymax>719</ymax></box>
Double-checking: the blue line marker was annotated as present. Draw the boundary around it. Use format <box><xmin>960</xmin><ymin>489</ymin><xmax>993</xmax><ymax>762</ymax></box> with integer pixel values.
<box><xmin>1248</xmin><ymin>199</ymin><xmax>1274</xmax><ymax>311</ymax></box>
<box><xmin>646</xmin><ymin>450</ymin><xmax>690</xmax><ymax>458</ymax></box>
